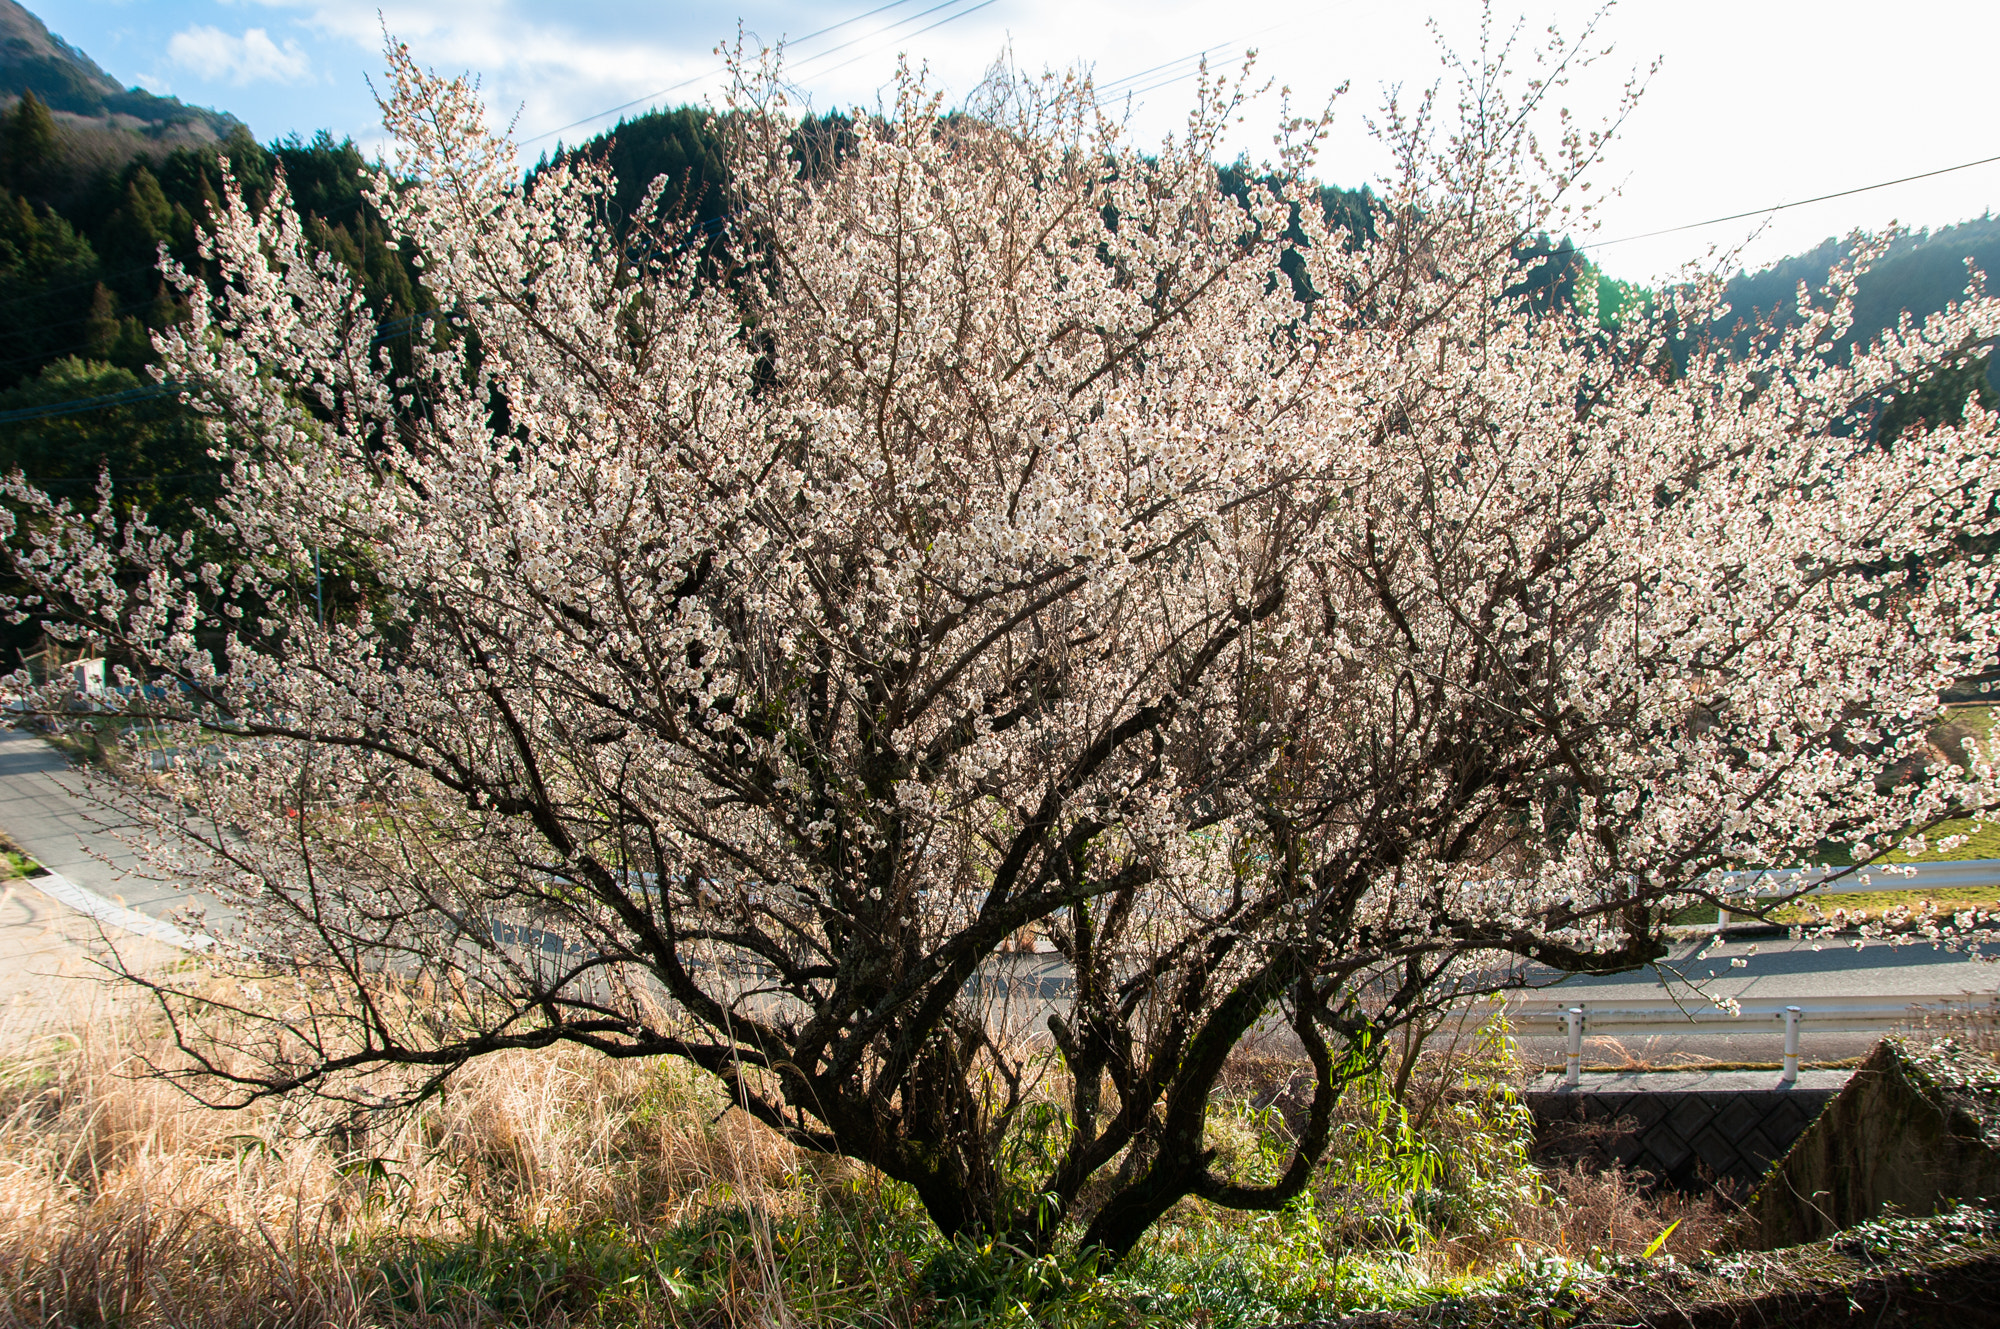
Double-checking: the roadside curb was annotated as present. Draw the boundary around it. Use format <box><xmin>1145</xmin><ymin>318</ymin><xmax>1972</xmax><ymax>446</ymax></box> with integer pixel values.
<box><xmin>22</xmin><ymin>869</ymin><xmax>213</xmax><ymax>952</ymax></box>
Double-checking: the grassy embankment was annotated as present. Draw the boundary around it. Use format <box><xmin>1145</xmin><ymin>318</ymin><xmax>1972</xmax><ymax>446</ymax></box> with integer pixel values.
<box><xmin>1681</xmin><ymin>705</ymin><xmax>2000</xmax><ymax>926</ymax></box>
<box><xmin>1</xmin><ymin>716</ymin><xmax>1989</xmax><ymax>1323</ymax></box>
<box><xmin>0</xmin><ymin>992</ymin><xmax>1726</xmax><ymax>1329</ymax></box>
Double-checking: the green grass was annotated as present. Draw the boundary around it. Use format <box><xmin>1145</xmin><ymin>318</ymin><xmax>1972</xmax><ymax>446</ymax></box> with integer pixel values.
<box><xmin>1791</xmin><ymin>706</ymin><xmax>2000</xmax><ymax>867</ymax></box>
<box><xmin>1884</xmin><ymin>706</ymin><xmax>1999</xmax><ymax>860</ymax></box>
<box><xmin>1876</xmin><ymin>816</ymin><xmax>2000</xmax><ymax>862</ymax></box>
<box><xmin>361</xmin><ymin>1052</ymin><xmax>1550</xmax><ymax>1328</ymax></box>
<box><xmin>35</xmin><ymin>714</ymin><xmax>201</xmax><ymax>767</ymax></box>
<box><xmin>365</xmin><ymin>1191</ymin><xmax>1455</xmax><ymax>1328</ymax></box>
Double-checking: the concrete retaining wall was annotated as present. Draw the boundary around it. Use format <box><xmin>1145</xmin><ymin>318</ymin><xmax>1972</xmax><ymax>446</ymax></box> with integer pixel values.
<box><xmin>1743</xmin><ymin>1039</ymin><xmax>2000</xmax><ymax>1249</ymax></box>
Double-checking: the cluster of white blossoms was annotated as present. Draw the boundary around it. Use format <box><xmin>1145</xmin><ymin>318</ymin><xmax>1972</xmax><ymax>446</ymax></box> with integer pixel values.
<box><xmin>1</xmin><ymin>24</ymin><xmax>1996</xmax><ymax>1249</ymax></box>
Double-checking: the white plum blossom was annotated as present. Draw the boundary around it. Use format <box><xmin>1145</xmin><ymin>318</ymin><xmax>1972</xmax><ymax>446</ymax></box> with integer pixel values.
<box><xmin>3</xmin><ymin>27</ymin><xmax>1998</xmax><ymax>1258</ymax></box>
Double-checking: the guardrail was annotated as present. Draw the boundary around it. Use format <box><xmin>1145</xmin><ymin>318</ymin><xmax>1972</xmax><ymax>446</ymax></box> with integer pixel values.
<box><xmin>1500</xmin><ymin>992</ymin><xmax>1999</xmax><ymax>1085</ymax></box>
<box><xmin>1714</xmin><ymin>858</ymin><xmax>2000</xmax><ymax>897</ymax></box>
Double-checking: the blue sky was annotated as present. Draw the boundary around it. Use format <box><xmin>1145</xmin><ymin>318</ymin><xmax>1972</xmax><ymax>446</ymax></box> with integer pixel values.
<box><xmin>23</xmin><ymin>1</ymin><xmax>2000</xmax><ymax>283</ymax></box>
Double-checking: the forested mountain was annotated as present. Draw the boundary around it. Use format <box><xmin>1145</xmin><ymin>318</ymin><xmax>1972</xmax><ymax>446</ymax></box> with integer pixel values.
<box><xmin>531</xmin><ymin>107</ymin><xmax>1384</xmax><ymax>299</ymax></box>
<box><xmin>0</xmin><ymin>7</ymin><xmax>425</xmax><ymax>661</ymax></box>
<box><xmin>0</xmin><ymin>0</ymin><xmax>236</xmax><ymax>137</ymax></box>
<box><xmin>0</xmin><ymin>0</ymin><xmax>1994</xmax><ymax>669</ymax></box>
<box><xmin>1719</xmin><ymin>216</ymin><xmax>2000</xmax><ymax>359</ymax></box>
<box><xmin>0</xmin><ymin>106</ymin><xmax>422</xmax><ymax>392</ymax></box>
<box><xmin>0</xmin><ymin>0</ymin><xmax>241</xmax><ymax>216</ymax></box>
<box><xmin>1579</xmin><ymin>218</ymin><xmax>2000</xmax><ymax>426</ymax></box>
<box><xmin>1719</xmin><ymin>221</ymin><xmax>2000</xmax><ymax>435</ymax></box>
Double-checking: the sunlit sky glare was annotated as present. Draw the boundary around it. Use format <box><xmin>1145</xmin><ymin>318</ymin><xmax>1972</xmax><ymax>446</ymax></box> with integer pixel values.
<box><xmin>27</xmin><ymin>0</ymin><xmax>2000</xmax><ymax>284</ymax></box>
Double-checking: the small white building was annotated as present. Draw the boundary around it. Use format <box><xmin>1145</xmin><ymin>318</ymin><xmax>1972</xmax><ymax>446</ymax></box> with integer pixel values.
<box><xmin>69</xmin><ymin>658</ymin><xmax>105</xmax><ymax>694</ymax></box>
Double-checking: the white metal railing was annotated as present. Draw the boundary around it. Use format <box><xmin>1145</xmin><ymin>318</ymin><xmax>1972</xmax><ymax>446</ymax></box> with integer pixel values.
<box><xmin>1714</xmin><ymin>858</ymin><xmax>2000</xmax><ymax>898</ymax></box>
<box><xmin>1703</xmin><ymin>858</ymin><xmax>2000</xmax><ymax>928</ymax></box>
<box><xmin>1501</xmin><ymin>992</ymin><xmax>1999</xmax><ymax>1085</ymax></box>
<box><xmin>22</xmin><ymin>868</ymin><xmax>215</xmax><ymax>952</ymax></box>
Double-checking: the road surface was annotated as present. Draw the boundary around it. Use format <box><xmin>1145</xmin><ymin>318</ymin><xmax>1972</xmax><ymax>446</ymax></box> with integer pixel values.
<box><xmin>1508</xmin><ymin>933</ymin><xmax>1998</xmax><ymax>1067</ymax></box>
<box><xmin>0</xmin><ymin>730</ymin><xmax>201</xmax><ymax>912</ymax></box>
<box><xmin>0</xmin><ymin>730</ymin><xmax>213</xmax><ymax>1017</ymax></box>
<box><xmin>1</xmin><ymin>726</ymin><xmax>1993</xmax><ymax>1065</ymax></box>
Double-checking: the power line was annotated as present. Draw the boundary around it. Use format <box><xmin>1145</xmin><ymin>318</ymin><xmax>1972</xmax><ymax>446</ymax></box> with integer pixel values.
<box><xmin>523</xmin><ymin>1</ymin><xmax>1348</xmax><ymax>166</ymax></box>
<box><xmin>521</xmin><ymin>0</ymin><xmax>930</xmax><ymax>147</ymax></box>
<box><xmin>0</xmin><ymin>314</ymin><xmax>422</xmax><ymax>425</ymax></box>
<box><xmin>1089</xmin><ymin>6</ymin><xmax>1343</xmax><ymax>110</ymax></box>
<box><xmin>15</xmin><ymin>470</ymin><xmax>223</xmax><ymax>486</ymax></box>
<box><xmin>794</xmin><ymin>0</ymin><xmax>969</xmax><ymax>71</ymax></box>
<box><xmin>1585</xmin><ymin>152</ymin><xmax>2000</xmax><ymax>252</ymax></box>
<box><xmin>522</xmin><ymin>0</ymin><xmax>942</xmax><ymax>148</ymax></box>
<box><xmin>0</xmin><ymin>306</ymin><xmax>418</xmax><ymax>383</ymax></box>
<box><xmin>520</xmin><ymin>0</ymin><xmax>1001</xmax><ymax>150</ymax></box>
<box><xmin>0</xmin><ymin>288</ymin><xmax>177</xmax><ymax>360</ymax></box>
<box><xmin>1092</xmin><ymin>45</ymin><xmax>1236</xmax><ymax>101</ymax></box>
<box><xmin>0</xmin><ymin>258</ymin><xmax>169</xmax><ymax>313</ymax></box>
<box><xmin>808</xmin><ymin>0</ymin><xmax>1000</xmax><ymax>82</ymax></box>
<box><xmin>0</xmin><ymin>382</ymin><xmax>177</xmax><ymax>424</ymax></box>
<box><xmin>0</xmin><ymin>329</ymin><xmax>158</xmax><ymax>374</ymax></box>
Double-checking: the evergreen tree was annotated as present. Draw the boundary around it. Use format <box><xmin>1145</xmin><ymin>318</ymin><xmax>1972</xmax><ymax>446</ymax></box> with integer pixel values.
<box><xmin>1876</xmin><ymin>350</ymin><xmax>1997</xmax><ymax>444</ymax></box>
<box><xmin>0</xmin><ymin>356</ymin><xmax>212</xmax><ymax>513</ymax></box>
<box><xmin>0</xmin><ymin>92</ymin><xmax>58</xmax><ymax>200</ymax></box>
<box><xmin>0</xmin><ymin>189</ymin><xmax>102</xmax><ymax>387</ymax></box>
<box><xmin>99</xmin><ymin>165</ymin><xmax>184</xmax><ymax>275</ymax></box>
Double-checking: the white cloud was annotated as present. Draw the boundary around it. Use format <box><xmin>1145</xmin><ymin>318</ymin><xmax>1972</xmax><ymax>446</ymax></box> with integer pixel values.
<box><xmin>177</xmin><ymin>1</ymin><xmax>2000</xmax><ymax>285</ymax></box>
<box><xmin>167</xmin><ymin>25</ymin><xmax>316</xmax><ymax>86</ymax></box>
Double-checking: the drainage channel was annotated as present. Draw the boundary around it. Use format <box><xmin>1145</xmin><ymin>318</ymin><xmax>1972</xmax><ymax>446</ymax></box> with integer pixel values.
<box><xmin>1523</xmin><ymin>1066</ymin><xmax>1853</xmax><ymax>1191</ymax></box>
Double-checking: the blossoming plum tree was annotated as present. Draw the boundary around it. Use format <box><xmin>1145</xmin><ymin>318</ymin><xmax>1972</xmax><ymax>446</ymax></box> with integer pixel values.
<box><xmin>6</xmin><ymin>31</ymin><xmax>2000</xmax><ymax>1260</ymax></box>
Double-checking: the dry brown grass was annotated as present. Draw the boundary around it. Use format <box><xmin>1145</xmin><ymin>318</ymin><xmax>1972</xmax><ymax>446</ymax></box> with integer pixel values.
<box><xmin>0</xmin><ymin>984</ymin><xmax>1756</xmax><ymax>1328</ymax></box>
<box><xmin>0</xmin><ymin>984</ymin><xmax>819</xmax><ymax>1328</ymax></box>
<box><xmin>1502</xmin><ymin>1161</ymin><xmax>1733</xmax><ymax>1261</ymax></box>
<box><xmin>1902</xmin><ymin>1009</ymin><xmax>2000</xmax><ymax>1062</ymax></box>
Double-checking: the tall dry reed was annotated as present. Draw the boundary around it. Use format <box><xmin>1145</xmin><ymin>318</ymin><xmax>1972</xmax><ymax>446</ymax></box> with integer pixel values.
<box><xmin>0</xmin><ymin>981</ymin><xmax>1747</xmax><ymax>1328</ymax></box>
<box><xmin>0</xmin><ymin>981</ymin><xmax>819</xmax><ymax>1328</ymax></box>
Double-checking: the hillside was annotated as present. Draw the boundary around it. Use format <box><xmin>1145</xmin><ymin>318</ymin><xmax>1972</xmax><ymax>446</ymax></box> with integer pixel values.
<box><xmin>1720</xmin><ymin>216</ymin><xmax>2000</xmax><ymax>381</ymax></box>
<box><xmin>0</xmin><ymin>0</ymin><xmax>237</xmax><ymax>139</ymax></box>
<box><xmin>0</xmin><ymin>7</ymin><xmax>422</xmax><ymax>661</ymax></box>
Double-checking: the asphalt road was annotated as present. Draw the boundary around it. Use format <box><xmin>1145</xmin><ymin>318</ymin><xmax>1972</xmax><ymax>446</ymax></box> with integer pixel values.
<box><xmin>1538</xmin><ymin>933</ymin><xmax>1998</xmax><ymax>1004</ymax></box>
<box><xmin>1508</xmin><ymin>933</ymin><xmax>1999</xmax><ymax>1067</ymax></box>
<box><xmin>1</xmin><ymin>725</ymin><xmax>1994</xmax><ymax>1066</ymax></box>
<box><xmin>0</xmin><ymin>730</ymin><xmax>205</xmax><ymax>1016</ymax></box>
<box><xmin>0</xmin><ymin>730</ymin><xmax>189</xmax><ymax>911</ymax></box>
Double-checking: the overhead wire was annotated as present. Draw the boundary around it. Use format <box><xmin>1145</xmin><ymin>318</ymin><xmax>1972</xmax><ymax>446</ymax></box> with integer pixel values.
<box><xmin>12</xmin><ymin>470</ymin><xmax>222</xmax><ymax>486</ymax></box>
<box><xmin>1073</xmin><ymin>16</ymin><xmax>1999</xmax><ymax>264</ymax></box>
<box><xmin>0</xmin><ymin>313</ymin><xmax>423</xmax><ymax>425</ymax></box>
<box><xmin>795</xmin><ymin>0</ymin><xmax>976</xmax><ymax>72</ymax></box>
<box><xmin>524</xmin><ymin>1</ymin><xmax>1354</xmax><ymax>163</ymax></box>
<box><xmin>0</xmin><ymin>330</ymin><xmax>161</xmax><ymax>374</ymax></box>
<box><xmin>1090</xmin><ymin>45</ymin><xmax>1236</xmax><ymax>101</ymax></box>
<box><xmin>0</xmin><ymin>258</ymin><xmax>170</xmax><ymax>312</ymax></box>
<box><xmin>4</xmin><ymin>13</ymin><xmax>1996</xmax><ymax>426</ymax></box>
<box><xmin>1581</xmin><ymin>152</ymin><xmax>2000</xmax><ymax>252</ymax></box>
<box><xmin>1089</xmin><ymin>6</ymin><xmax>1343</xmax><ymax>110</ymax></box>
<box><xmin>805</xmin><ymin>0</ymin><xmax>1001</xmax><ymax>82</ymax></box>
<box><xmin>0</xmin><ymin>288</ymin><xmax>180</xmax><ymax>358</ymax></box>
<box><xmin>0</xmin><ymin>382</ymin><xmax>177</xmax><ymax>425</ymax></box>
<box><xmin>520</xmin><ymin>0</ymin><xmax>997</xmax><ymax>149</ymax></box>
<box><xmin>521</xmin><ymin>0</ymin><xmax>927</xmax><ymax>148</ymax></box>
